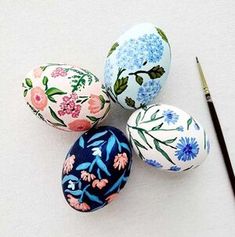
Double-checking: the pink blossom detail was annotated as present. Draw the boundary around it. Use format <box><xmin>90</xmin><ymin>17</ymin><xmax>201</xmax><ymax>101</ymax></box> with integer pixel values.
<box><xmin>58</xmin><ymin>93</ymin><xmax>81</xmax><ymax>118</ymax></box>
<box><xmin>105</xmin><ymin>193</ymin><xmax>118</xmax><ymax>203</ymax></box>
<box><xmin>67</xmin><ymin>194</ymin><xmax>91</xmax><ymax>212</ymax></box>
<box><xmin>63</xmin><ymin>155</ymin><xmax>75</xmax><ymax>174</ymax></box>
<box><xmin>92</xmin><ymin>179</ymin><xmax>108</xmax><ymax>189</ymax></box>
<box><xmin>33</xmin><ymin>67</ymin><xmax>43</xmax><ymax>78</ymax></box>
<box><xmin>30</xmin><ymin>87</ymin><xmax>48</xmax><ymax>111</ymax></box>
<box><xmin>81</xmin><ymin>171</ymin><xmax>96</xmax><ymax>182</ymax></box>
<box><xmin>68</xmin><ymin>119</ymin><xmax>91</xmax><ymax>131</ymax></box>
<box><xmin>51</xmin><ymin>67</ymin><xmax>67</xmax><ymax>78</ymax></box>
<box><xmin>113</xmin><ymin>152</ymin><xmax>128</xmax><ymax>170</ymax></box>
<box><xmin>88</xmin><ymin>94</ymin><xmax>103</xmax><ymax>114</ymax></box>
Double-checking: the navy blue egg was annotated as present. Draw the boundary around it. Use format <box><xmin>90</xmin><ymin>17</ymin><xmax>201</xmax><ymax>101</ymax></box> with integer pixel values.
<box><xmin>61</xmin><ymin>126</ymin><xmax>132</xmax><ymax>212</ymax></box>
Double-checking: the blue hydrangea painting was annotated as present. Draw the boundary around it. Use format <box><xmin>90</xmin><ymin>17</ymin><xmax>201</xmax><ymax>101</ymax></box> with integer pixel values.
<box><xmin>127</xmin><ymin>104</ymin><xmax>210</xmax><ymax>172</ymax></box>
<box><xmin>104</xmin><ymin>23</ymin><xmax>171</xmax><ymax>109</ymax></box>
<box><xmin>62</xmin><ymin>126</ymin><xmax>132</xmax><ymax>212</ymax></box>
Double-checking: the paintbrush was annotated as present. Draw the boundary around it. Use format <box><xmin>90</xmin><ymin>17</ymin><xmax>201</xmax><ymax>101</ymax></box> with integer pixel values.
<box><xmin>196</xmin><ymin>57</ymin><xmax>235</xmax><ymax>197</ymax></box>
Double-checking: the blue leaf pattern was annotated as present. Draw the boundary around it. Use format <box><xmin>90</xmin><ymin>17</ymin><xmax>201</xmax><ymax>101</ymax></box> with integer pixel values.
<box><xmin>76</xmin><ymin>162</ymin><xmax>91</xmax><ymax>170</ymax></box>
<box><xmin>65</xmin><ymin>189</ymin><xmax>83</xmax><ymax>196</ymax></box>
<box><xmin>87</xmin><ymin>140</ymin><xmax>104</xmax><ymax>147</ymax></box>
<box><xmin>62</xmin><ymin>126</ymin><xmax>132</xmax><ymax>212</ymax></box>
<box><xmin>105</xmin><ymin>173</ymin><xmax>125</xmax><ymax>195</ymax></box>
<box><xmin>120</xmin><ymin>142</ymin><xmax>131</xmax><ymax>153</ymax></box>
<box><xmin>62</xmin><ymin>175</ymin><xmax>79</xmax><ymax>184</ymax></box>
<box><xmin>96</xmin><ymin>158</ymin><xmax>111</xmax><ymax>176</ymax></box>
<box><xmin>87</xmin><ymin>131</ymin><xmax>108</xmax><ymax>142</ymax></box>
<box><xmin>79</xmin><ymin>136</ymin><xmax>85</xmax><ymax>148</ymax></box>
<box><xmin>85</xmin><ymin>191</ymin><xmax>103</xmax><ymax>204</ymax></box>
<box><xmin>106</xmin><ymin>135</ymin><xmax>116</xmax><ymax>161</ymax></box>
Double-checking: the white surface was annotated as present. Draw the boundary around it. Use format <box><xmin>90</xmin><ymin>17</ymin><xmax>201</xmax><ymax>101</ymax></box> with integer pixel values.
<box><xmin>0</xmin><ymin>1</ymin><xmax>235</xmax><ymax>236</ymax></box>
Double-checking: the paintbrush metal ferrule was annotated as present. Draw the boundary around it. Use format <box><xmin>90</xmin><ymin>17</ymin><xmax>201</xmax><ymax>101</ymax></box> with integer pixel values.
<box><xmin>196</xmin><ymin>57</ymin><xmax>210</xmax><ymax>96</ymax></box>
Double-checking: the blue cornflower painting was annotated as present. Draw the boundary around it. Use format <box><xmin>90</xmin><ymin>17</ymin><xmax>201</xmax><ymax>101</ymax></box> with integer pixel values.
<box><xmin>177</xmin><ymin>126</ymin><xmax>184</xmax><ymax>132</ymax></box>
<box><xmin>137</xmin><ymin>80</ymin><xmax>161</xmax><ymax>104</ymax></box>
<box><xmin>145</xmin><ymin>159</ymin><xmax>163</xmax><ymax>168</ymax></box>
<box><xmin>163</xmin><ymin>109</ymin><xmax>179</xmax><ymax>124</ymax></box>
<box><xmin>175</xmin><ymin>137</ymin><xmax>199</xmax><ymax>161</ymax></box>
<box><xmin>169</xmin><ymin>166</ymin><xmax>181</xmax><ymax>172</ymax></box>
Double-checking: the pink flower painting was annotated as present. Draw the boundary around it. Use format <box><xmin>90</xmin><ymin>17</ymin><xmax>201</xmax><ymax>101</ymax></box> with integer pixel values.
<box><xmin>30</xmin><ymin>87</ymin><xmax>48</xmax><ymax>111</ymax></box>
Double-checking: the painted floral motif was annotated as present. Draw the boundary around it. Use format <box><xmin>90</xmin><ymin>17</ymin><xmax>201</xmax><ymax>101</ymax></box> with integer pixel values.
<box><xmin>62</xmin><ymin>126</ymin><xmax>132</xmax><ymax>212</ymax></box>
<box><xmin>92</xmin><ymin>179</ymin><xmax>108</xmax><ymax>189</ymax></box>
<box><xmin>68</xmin><ymin>119</ymin><xmax>91</xmax><ymax>132</ymax></box>
<box><xmin>163</xmin><ymin>110</ymin><xmax>179</xmax><ymax>125</ymax></box>
<box><xmin>58</xmin><ymin>93</ymin><xmax>81</xmax><ymax>118</ymax></box>
<box><xmin>30</xmin><ymin>87</ymin><xmax>48</xmax><ymax>111</ymax></box>
<box><xmin>51</xmin><ymin>67</ymin><xmax>67</xmax><ymax>78</ymax></box>
<box><xmin>22</xmin><ymin>64</ymin><xmax>111</xmax><ymax>132</ymax></box>
<box><xmin>63</xmin><ymin>155</ymin><xmax>76</xmax><ymax>174</ymax></box>
<box><xmin>88</xmin><ymin>94</ymin><xmax>105</xmax><ymax>114</ymax></box>
<box><xmin>177</xmin><ymin>126</ymin><xmax>184</xmax><ymax>132</ymax></box>
<box><xmin>137</xmin><ymin>80</ymin><xmax>161</xmax><ymax>105</ymax></box>
<box><xmin>67</xmin><ymin>194</ymin><xmax>91</xmax><ymax>211</ymax></box>
<box><xmin>33</xmin><ymin>67</ymin><xmax>43</xmax><ymax>78</ymax></box>
<box><xmin>116</xmin><ymin>34</ymin><xmax>164</xmax><ymax>71</ymax></box>
<box><xmin>104</xmin><ymin>23</ymin><xmax>171</xmax><ymax>109</ymax></box>
<box><xmin>145</xmin><ymin>159</ymin><xmax>163</xmax><ymax>168</ymax></box>
<box><xmin>113</xmin><ymin>153</ymin><xmax>128</xmax><ymax>170</ymax></box>
<box><xmin>175</xmin><ymin>137</ymin><xmax>199</xmax><ymax>161</ymax></box>
<box><xmin>81</xmin><ymin>171</ymin><xmax>96</xmax><ymax>182</ymax></box>
<box><xmin>169</xmin><ymin>166</ymin><xmax>181</xmax><ymax>172</ymax></box>
<box><xmin>105</xmin><ymin>193</ymin><xmax>118</xmax><ymax>203</ymax></box>
<box><xmin>127</xmin><ymin>104</ymin><xmax>210</xmax><ymax>172</ymax></box>
<box><xmin>68</xmin><ymin>180</ymin><xmax>75</xmax><ymax>190</ymax></box>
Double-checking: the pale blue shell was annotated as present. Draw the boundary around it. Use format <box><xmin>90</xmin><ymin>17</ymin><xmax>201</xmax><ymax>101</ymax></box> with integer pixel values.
<box><xmin>104</xmin><ymin>23</ymin><xmax>171</xmax><ymax>110</ymax></box>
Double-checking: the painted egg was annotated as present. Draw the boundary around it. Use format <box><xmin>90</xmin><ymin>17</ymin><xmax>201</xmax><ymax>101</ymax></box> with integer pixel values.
<box><xmin>61</xmin><ymin>126</ymin><xmax>132</xmax><ymax>212</ymax></box>
<box><xmin>126</xmin><ymin>104</ymin><xmax>210</xmax><ymax>172</ymax></box>
<box><xmin>104</xmin><ymin>22</ymin><xmax>171</xmax><ymax>109</ymax></box>
<box><xmin>22</xmin><ymin>63</ymin><xmax>111</xmax><ymax>132</ymax></box>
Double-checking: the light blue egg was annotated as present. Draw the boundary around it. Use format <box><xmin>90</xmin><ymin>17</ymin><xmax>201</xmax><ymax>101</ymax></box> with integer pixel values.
<box><xmin>104</xmin><ymin>23</ymin><xmax>171</xmax><ymax>110</ymax></box>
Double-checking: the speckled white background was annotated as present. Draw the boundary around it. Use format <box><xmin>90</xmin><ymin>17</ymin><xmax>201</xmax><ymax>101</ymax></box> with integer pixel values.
<box><xmin>0</xmin><ymin>1</ymin><xmax>234</xmax><ymax>237</ymax></box>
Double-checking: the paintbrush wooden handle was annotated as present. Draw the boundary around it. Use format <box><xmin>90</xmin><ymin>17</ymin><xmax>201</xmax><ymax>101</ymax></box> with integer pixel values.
<box><xmin>206</xmin><ymin>96</ymin><xmax>235</xmax><ymax>196</ymax></box>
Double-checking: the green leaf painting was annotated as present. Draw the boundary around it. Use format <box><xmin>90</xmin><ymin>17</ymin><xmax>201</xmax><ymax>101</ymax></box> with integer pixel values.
<box><xmin>45</xmin><ymin>87</ymin><xmax>67</xmax><ymax>103</ymax></box>
<box><xmin>25</xmin><ymin>78</ymin><xmax>33</xmax><ymax>88</ymax></box>
<box><xmin>125</xmin><ymin>97</ymin><xmax>135</xmax><ymax>108</ymax></box>
<box><xmin>156</xmin><ymin>27</ymin><xmax>169</xmax><ymax>43</ymax></box>
<box><xmin>114</xmin><ymin>76</ymin><xmax>128</xmax><ymax>95</ymax></box>
<box><xmin>187</xmin><ymin>117</ymin><xmax>193</xmax><ymax>130</ymax></box>
<box><xmin>135</xmin><ymin>75</ymin><xmax>143</xmax><ymax>85</ymax></box>
<box><xmin>107</xmin><ymin>42</ymin><xmax>119</xmax><ymax>57</ymax></box>
<box><xmin>42</xmin><ymin>76</ymin><xmax>48</xmax><ymax>90</ymax></box>
<box><xmin>46</xmin><ymin>87</ymin><xmax>67</xmax><ymax>97</ymax></box>
<box><xmin>127</xmin><ymin>105</ymin><xmax>180</xmax><ymax>165</ymax></box>
<box><xmin>129</xmin><ymin>65</ymin><xmax>165</xmax><ymax>80</ymax></box>
<box><xmin>148</xmin><ymin>66</ymin><xmax>165</xmax><ymax>79</ymax></box>
<box><xmin>135</xmin><ymin>111</ymin><xmax>141</xmax><ymax>126</ymax></box>
<box><xmin>133</xmin><ymin>139</ymin><xmax>147</xmax><ymax>150</ymax></box>
<box><xmin>154</xmin><ymin>140</ymin><xmax>175</xmax><ymax>165</ymax></box>
<box><xmin>23</xmin><ymin>89</ymin><xmax>28</xmax><ymax>97</ymax></box>
<box><xmin>49</xmin><ymin>106</ymin><xmax>66</xmax><ymax>127</ymax></box>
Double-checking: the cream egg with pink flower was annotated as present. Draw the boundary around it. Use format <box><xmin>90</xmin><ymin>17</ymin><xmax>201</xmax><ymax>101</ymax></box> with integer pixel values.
<box><xmin>22</xmin><ymin>63</ymin><xmax>111</xmax><ymax>132</ymax></box>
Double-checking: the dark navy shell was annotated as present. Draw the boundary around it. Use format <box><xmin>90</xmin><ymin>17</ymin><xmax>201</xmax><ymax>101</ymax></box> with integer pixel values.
<box><xmin>61</xmin><ymin>126</ymin><xmax>132</xmax><ymax>212</ymax></box>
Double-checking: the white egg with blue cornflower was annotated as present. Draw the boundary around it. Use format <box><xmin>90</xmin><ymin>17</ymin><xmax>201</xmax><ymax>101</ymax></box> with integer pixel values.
<box><xmin>126</xmin><ymin>104</ymin><xmax>210</xmax><ymax>172</ymax></box>
<box><xmin>104</xmin><ymin>23</ymin><xmax>171</xmax><ymax>109</ymax></box>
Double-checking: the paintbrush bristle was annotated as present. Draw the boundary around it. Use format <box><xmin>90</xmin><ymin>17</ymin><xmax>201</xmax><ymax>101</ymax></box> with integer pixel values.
<box><xmin>196</xmin><ymin>56</ymin><xmax>199</xmax><ymax>63</ymax></box>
